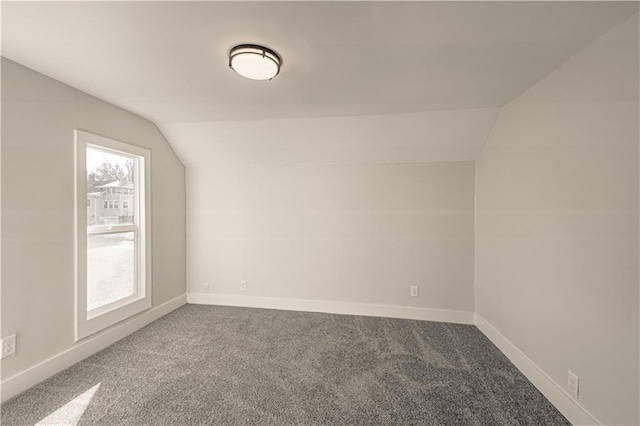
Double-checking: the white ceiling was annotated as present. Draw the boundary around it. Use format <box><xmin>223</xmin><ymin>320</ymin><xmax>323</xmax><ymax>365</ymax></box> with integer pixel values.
<box><xmin>3</xmin><ymin>1</ymin><xmax>637</xmax><ymax>123</ymax></box>
<box><xmin>2</xmin><ymin>1</ymin><xmax>638</xmax><ymax>165</ymax></box>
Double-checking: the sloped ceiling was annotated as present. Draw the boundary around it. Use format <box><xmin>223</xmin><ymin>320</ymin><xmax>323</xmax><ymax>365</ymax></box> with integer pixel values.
<box><xmin>161</xmin><ymin>108</ymin><xmax>501</xmax><ymax>167</ymax></box>
<box><xmin>2</xmin><ymin>2</ymin><xmax>637</xmax><ymax>165</ymax></box>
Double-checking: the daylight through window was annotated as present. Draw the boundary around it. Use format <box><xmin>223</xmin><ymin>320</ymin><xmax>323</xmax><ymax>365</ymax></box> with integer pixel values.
<box><xmin>75</xmin><ymin>130</ymin><xmax>151</xmax><ymax>340</ymax></box>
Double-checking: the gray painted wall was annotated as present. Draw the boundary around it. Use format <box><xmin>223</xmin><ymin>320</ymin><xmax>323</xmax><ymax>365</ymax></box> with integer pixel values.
<box><xmin>1</xmin><ymin>58</ymin><xmax>187</xmax><ymax>380</ymax></box>
<box><xmin>188</xmin><ymin>161</ymin><xmax>475</xmax><ymax>312</ymax></box>
<box><xmin>475</xmin><ymin>15</ymin><xmax>639</xmax><ymax>425</ymax></box>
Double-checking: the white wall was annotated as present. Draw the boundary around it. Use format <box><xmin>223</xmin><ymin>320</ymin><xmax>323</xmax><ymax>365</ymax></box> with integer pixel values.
<box><xmin>1</xmin><ymin>59</ymin><xmax>187</xmax><ymax>380</ymax></box>
<box><xmin>475</xmin><ymin>15</ymin><xmax>639</xmax><ymax>425</ymax></box>
<box><xmin>189</xmin><ymin>161</ymin><xmax>475</xmax><ymax>314</ymax></box>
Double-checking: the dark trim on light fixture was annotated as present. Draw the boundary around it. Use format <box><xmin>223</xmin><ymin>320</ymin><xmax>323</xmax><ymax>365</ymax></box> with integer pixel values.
<box><xmin>228</xmin><ymin>44</ymin><xmax>282</xmax><ymax>80</ymax></box>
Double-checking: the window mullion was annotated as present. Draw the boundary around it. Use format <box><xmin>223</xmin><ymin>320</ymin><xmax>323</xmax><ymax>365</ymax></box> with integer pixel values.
<box><xmin>88</xmin><ymin>224</ymin><xmax>138</xmax><ymax>235</ymax></box>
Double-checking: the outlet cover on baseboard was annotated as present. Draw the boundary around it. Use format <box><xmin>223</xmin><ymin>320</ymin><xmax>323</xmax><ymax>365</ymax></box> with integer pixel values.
<box><xmin>410</xmin><ymin>286</ymin><xmax>419</xmax><ymax>297</ymax></box>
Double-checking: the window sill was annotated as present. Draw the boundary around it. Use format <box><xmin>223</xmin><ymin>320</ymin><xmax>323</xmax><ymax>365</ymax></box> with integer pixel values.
<box><xmin>76</xmin><ymin>296</ymin><xmax>151</xmax><ymax>341</ymax></box>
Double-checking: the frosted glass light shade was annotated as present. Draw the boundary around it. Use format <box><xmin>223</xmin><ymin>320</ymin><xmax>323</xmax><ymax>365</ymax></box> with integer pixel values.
<box><xmin>229</xmin><ymin>44</ymin><xmax>281</xmax><ymax>81</ymax></box>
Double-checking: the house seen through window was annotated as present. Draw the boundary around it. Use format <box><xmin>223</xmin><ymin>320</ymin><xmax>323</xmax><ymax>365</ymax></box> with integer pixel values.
<box><xmin>76</xmin><ymin>130</ymin><xmax>151</xmax><ymax>340</ymax></box>
<box><xmin>86</xmin><ymin>148</ymin><xmax>137</xmax><ymax>313</ymax></box>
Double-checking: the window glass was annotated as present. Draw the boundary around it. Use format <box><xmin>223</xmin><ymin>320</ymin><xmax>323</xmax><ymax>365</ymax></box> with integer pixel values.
<box><xmin>86</xmin><ymin>147</ymin><xmax>136</xmax><ymax>227</ymax></box>
<box><xmin>87</xmin><ymin>232</ymin><xmax>135</xmax><ymax>311</ymax></box>
<box><xmin>77</xmin><ymin>130</ymin><xmax>150</xmax><ymax>341</ymax></box>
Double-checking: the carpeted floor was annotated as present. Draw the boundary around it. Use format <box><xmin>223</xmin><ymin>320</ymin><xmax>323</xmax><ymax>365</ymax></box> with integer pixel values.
<box><xmin>1</xmin><ymin>305</ymin><xmax>570</xmax><ymax>425</ymax></box>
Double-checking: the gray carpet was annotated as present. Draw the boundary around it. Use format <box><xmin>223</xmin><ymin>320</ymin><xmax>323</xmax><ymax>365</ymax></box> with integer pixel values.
<box><xmin>1</xmin><ymin>305</ymin><xmax>570</xmax><ymax>425</ymax></box>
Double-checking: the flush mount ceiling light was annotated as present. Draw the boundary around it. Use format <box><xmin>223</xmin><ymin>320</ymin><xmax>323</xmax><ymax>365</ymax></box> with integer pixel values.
<box><xmin>229</xmin><ymin>44</ymin><xmax>282</xmax><ymax>81</ymax></box>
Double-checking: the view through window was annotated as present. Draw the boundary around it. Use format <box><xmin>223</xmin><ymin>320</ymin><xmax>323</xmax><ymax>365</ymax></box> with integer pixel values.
<box><xmin>86</xmin><ymin>147</ymin><xmax>138</xmax><ymax>312</ymax></box>
<box><xmin>76</xmin><ymin>130</ymin><xmax>151</xmax><ymax>340</ymax></box>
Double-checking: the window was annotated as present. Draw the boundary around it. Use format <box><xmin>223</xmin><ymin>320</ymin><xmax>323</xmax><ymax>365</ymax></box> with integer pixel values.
<box><xmin>75</xmin><ymin>130</ymin><xmax>151</xmax><ymax>340</ymax></box>
<box><xmin>123</xmin><ymin>201</ymin><xmax>129</xmax><ymax>209</ymax></box>
<box><xmin>87</xmin><ymin>198</ymin><xmax>91</xmax><ymax>207</ymax></box>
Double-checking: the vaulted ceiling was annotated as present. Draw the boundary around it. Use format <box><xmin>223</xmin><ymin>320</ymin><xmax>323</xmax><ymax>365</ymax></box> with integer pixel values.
<box><xmin>3</xmin><ymin>1</ymin><xmax>637</xmax><ymax>165</ymax></box>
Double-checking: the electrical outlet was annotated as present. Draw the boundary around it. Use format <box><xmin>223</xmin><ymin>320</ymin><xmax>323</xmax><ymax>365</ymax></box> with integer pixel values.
<box><xmin>1</xmin><ymin>335</ymin><xmax>16</xmax><ymax>359</ymax></box>
<box><xmin>410</xmin><ymin>286</ymin><xmax>419</xmax><ymax>297</ymax></box>
<box><xmin>240</xmin><ymin>280</ymin><xmax>247</xmax><ymax>292</ymax></box>
<box><xmin>567</xmin><ymin>370</ymin><xmax>579</xmax><ymax>399</ymax></box>
<box><xmin>203</xmin><ymin>283</ymin><xmax>210</xmax><ymax>293</ymax></box>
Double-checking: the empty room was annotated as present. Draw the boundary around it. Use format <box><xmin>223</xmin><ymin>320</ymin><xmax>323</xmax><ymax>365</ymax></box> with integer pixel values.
<box><xmin>0</xmin><ymin>1</ymin><xmax>638</xmax><ymax>425</ymax></box>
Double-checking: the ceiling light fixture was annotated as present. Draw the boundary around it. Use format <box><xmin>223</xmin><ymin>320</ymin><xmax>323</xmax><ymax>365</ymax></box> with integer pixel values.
<box><xmin>229</xmin><ymin>44</ymin><xmax>282</xmax><ymax>81</ymax></box>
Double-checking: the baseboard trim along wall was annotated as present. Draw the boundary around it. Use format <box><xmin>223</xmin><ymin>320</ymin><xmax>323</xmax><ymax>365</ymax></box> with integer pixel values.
<box><xmin>0</xmin><ymin>294</ymin><xmax>187</xmax><ymax>403</ymax></box>
<box><xmin>474</xmin><ymin>315</ymin><xmax>601</xmax><ymax>426</ymax></box>
<box><xmin>187</xmin><ymin>292</ymin><xmax>475</xmax><ymax>325</ymax></box>
<box><xmin>0</xmin><ymin>292</ymin><xmax>601</xmax><ymax>425</ymax></box>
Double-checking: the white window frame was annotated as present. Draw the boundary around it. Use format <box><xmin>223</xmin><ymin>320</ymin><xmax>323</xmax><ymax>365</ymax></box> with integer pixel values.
<box><xmin>75</xmin><ymin>130</ymin><xmax>152</xmax><ymax>341</ymax></box>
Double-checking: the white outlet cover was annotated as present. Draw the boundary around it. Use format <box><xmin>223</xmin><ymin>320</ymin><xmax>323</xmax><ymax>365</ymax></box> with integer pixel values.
<box><xmin>567</xmin><ymin>370</ymin><xmax>579</xmax><ymax>398</ymax></box>
<box><xmin>1</xmin><ymin>334</ymin><xmax>16</xmax><ymax>359</ymax></box>
<box><xmin>240</xmin><ymin>280</ymin><xmax>247</xmax><ymax>291</ymax></box>
<box><xmin>410</xmin><ymin>286</ymin><xmax>419</xmax><ymax>297</ymax></box>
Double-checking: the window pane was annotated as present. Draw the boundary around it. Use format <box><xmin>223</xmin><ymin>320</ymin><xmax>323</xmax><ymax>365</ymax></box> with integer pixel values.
<box><xmin>86</xmin><ymin>147</ymin><xmax>136</xmax><ymax>228</ymax></box>
<box><xmin>87</xmin><ymin>232</ymin><xmax>135</xmax><ymax>311</ymax></box>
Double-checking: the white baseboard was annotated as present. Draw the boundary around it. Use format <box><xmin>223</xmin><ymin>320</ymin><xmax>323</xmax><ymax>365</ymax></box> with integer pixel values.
<box><xmin>187</xmin><ymin>292</ymin><xmax>475</xmax><ymax>325</ymax></box>
<box><xmin>0</xmin><ymin>294</ymin><xmax>187</xmax><ymax>403</ymax></box>
<box><xmin>474</xmin><ymin>315</ymin><xmax>600</xmax><ymax>426</ymax></box>
<box><xmin>1</xmin><ymin>293</ymin><xmax>597</xmax><ymax>425</ymax></box>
